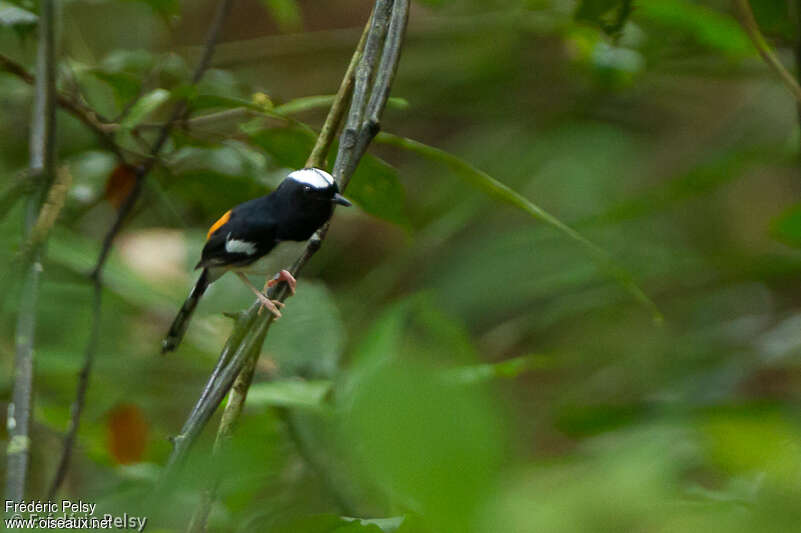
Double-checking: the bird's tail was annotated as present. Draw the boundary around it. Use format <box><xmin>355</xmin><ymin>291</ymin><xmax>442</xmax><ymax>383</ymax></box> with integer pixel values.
<box><xmin>161</xmin><ymin>268</ymin><xmax>211</xmax><ymax>354</ymax></box>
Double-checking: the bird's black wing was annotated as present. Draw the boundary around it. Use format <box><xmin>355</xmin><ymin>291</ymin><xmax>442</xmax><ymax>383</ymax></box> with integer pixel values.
<box><xmin>197</xmin><ymin>202</ymin><xmax>280</xmax><ymax>269</ymax></box>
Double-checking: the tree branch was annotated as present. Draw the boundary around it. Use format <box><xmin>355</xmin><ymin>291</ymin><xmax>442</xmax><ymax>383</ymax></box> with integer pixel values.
<box><xmin>46</xmin><ymin>0</ymin><xmax>236</xmax><ymax>498</ymax></box>
<box><xmin>4</xmin><ymin>0</ymin><xmax>57</xmax><ymax>503</ymax></box>
<box><xmin>166</xmin><ymin>2</ymin><xmax>410</xmax><ymax>527</ymax></box>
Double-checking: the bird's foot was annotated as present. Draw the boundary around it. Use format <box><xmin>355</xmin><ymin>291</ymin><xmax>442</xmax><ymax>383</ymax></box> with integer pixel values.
<box><xmin>254</xmin><ymin>291</ymin><xmax>284</xmax><ymax>318</ymax></box>
<box><xmin>266</xmin><ymin>269</ymin><xmax>297</xmax><ymax>295</ymax></box>
<box><xmin>237</xmin><ymin>271</ymin><xmax>285</xmax><ymax>318</ymax></box>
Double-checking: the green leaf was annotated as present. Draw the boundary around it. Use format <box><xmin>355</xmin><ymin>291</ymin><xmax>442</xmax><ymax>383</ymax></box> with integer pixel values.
<box><xmin>274</xmin><ymin>95</ymin><xmax>409</xmax><ymax>116</ymax></box>
<box><xmin>191</xmin><ymin>94</ymin><xmax>260</xmax><ymax>112</ymax></box>
<box><xmin>246</xmin><ymin>126</ymin><xmax>409</xmax><ymax>227</ymax></box>
<box><xmin>376</xmin><ymin>133</ymin><xmax>661</xmax><ymax>322</ymax></box>
<box><xmin>119</xmin><ymin>88</ymin><xmax>170</xmax><ymax>129</ymax></box>
<box><xmin>171</xmin><ymin>83</ymin><xmax>262</xmax><ymax>112</ymax></box>
<box><xmin>100</xmin><ymin>49</ymin><xmax>155</xmax><ymax>75</ymax></box>
<box><xmin>442</xmin><ymin>354</ymin><xmax>552</xmax><ymax>385</ymax></box>
<box><xmin>170</xmin><ymin>141</ymin><xmax>267</xmax><ymax>178</ymax></box>
<box><xmin>348</xmin><ymin>155</ymin><xmax>409</xmax><ymax>229</ymax></box>
<box><xmin>274</xmin><ymin>95</ymin><xmax>341</xmax><ymax>116</ymax></box>
<box><xmin>259</xmin><ymin>0</ymin><xmax>302</xmax><ymax>32</ymax></box>
<box><xmin>339</xmin><ymin>300</ymin><xmax>411</xmax><ymax>400</ymax></box>
<box><xmin>340</xmin><ymin>300</ymin><xmax>505</xmax><ymax>532</ymax></box>
<box><xmin>265</xmin><ymin>281</ymin><xmax>346</xmax><ymax>378</ymax></box>
<box><xmin>90</xmin><ymin>70</ymin><xmax>142</xmax><ymax>104</ymax></box>
<box><xmin>700</xmin><ymin>408</ymin><xmax>801</xmax><ymax>486</ymax></box>
<box><xmin>246</xmin><ymin>124</ymin><xmax>312</xmax><ymax>167</ymax></box>
<box><xmin>247</xmin><ymin>380</ymin><xmax>332</xmax><ymax>409</ymax></box>
<box><xmin>0</xmin><ymin>1</ymin><xmax>36</xmax><ymax>27</ymax></box>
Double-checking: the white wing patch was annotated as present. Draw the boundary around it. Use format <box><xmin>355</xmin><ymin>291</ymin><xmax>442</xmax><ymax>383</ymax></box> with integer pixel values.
<box><xmin>288</xmin><ymin>168</ymin><xmax>334</xmax><ymax>190</ymax></box>
<box><xmin>225</xmin><ymin>238</ymin><xmax>257</xmax><ymax>255</ymax></box>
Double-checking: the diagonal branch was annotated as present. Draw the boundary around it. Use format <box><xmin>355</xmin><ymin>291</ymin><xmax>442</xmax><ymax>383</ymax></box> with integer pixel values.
<box><xmin>46</xmin><ymin>0</ymin><xmax>236</xmax><ymax>498</ymax></box>
<box><xmin>4</xmin><ymin>0</ymin><xmax>57</xmax><ymax>503</ymax></box>
<box><xmin>163</xmin><ymin>2</ymin><xmax>409</xmax><ymax>506</ymax></box>
<box><xmin>337</xmin><ymin>0</ymin><xmax>408</xmax><ymax>185</ymax></box>
<box><xmin>170</xmin><ymin>4</ymin><xmax>411</xmax><ymax>528</ymax></box>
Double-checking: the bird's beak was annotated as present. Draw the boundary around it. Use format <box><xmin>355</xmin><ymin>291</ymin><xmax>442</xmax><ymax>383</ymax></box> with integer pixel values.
<box><xmin>333</xmin><ymin>193</ymin><xmax>352</xmax><ymax>207</ymax></box>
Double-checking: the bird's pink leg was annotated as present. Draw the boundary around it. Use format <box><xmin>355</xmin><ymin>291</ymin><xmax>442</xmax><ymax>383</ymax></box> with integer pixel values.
<box><xmin>265</xmin><ymin>269</ymin><xmax>297</xmax><ymax>295</ymax></box>
<box><xmin>236</xmin><ymin>272</ymin><xmax>283</xmax><ymax>318</ymax></box>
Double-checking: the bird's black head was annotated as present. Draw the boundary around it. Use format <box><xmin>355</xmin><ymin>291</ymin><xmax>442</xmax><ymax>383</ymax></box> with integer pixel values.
<box><xmin>272</xmin><ymin>168</ymin><xmax>351</xmax><ymax>240</ymax></box>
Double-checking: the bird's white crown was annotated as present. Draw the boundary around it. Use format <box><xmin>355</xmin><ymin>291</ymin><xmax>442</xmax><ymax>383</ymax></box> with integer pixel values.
<box><xmin>288</xmin><ymin>168</ymin><xmax>335</xmax><ymax>190</ymax></box>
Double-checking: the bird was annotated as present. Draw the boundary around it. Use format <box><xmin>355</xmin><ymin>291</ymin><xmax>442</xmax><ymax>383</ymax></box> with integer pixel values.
<box><xmin>161</xmin><ymin>167</ymin><xmax>351</xmax><ymax>353</ymax></box>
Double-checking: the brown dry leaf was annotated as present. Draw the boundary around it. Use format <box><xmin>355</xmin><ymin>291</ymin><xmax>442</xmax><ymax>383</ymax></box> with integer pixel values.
<box><xmin>107</xmin><ymin>403</ymin><xmax>148</xmax><ymax>465</ymax></box>
<box><xmin>104</xmin><ymin>164</ymin><xmax>137</xmax><ymax>209</ymax></box>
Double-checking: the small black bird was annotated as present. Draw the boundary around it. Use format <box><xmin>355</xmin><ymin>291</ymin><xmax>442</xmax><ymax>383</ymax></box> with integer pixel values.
<box><xmin>161</xmin><ymin>168</ymin><xmax>351</xmax><ymax>353</ymax></box>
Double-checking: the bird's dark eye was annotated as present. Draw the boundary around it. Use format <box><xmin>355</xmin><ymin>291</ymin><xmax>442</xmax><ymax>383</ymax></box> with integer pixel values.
<box><xmin>303</xmin><ymin>185</ymin><xmax>311</xmax><ymax>193</ymax></box>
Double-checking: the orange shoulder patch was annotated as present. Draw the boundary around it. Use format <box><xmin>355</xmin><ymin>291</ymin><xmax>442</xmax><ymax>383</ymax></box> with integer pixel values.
<box><xmin>207</xmin><ymin>210</ymin><xmax>231</xmax><ymax>240</ymax></box>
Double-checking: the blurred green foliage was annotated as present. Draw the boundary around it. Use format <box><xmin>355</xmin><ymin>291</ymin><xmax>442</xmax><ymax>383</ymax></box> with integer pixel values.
<box><xmin>3</xmin><ymin>0</ymin><xmax>801</xmax><ymax>531</ymax></box>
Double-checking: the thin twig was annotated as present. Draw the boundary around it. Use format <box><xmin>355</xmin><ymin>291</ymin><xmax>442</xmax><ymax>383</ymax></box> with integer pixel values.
<box><xmin>167</xmin><ymin>2</ymin><xmax>409</xmax><ymax>527</ymax></box>
<box><xmin>4</xmin><ymin>0</ymin><xmax>57</xmax><ymax>503</ymax></box>
<box><xmin>47</xmin><ymin>0</ymin><xmax>236</xmax><ymax>498</ymax></box>
<box><xmin>733</xmin><ymin>0</ymin><xmax>801</xmax><ymax>103</ymax></box>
